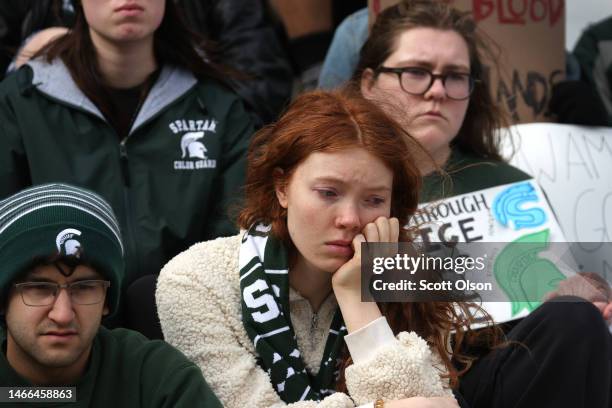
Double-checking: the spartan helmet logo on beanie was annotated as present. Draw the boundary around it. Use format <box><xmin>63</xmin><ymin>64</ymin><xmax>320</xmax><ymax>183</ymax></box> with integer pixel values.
<box><xmin>0</xmin><ymin>183</ymin><xmax>125</xmax><ymax>316</ymax></box>
<box><xmin>56</xmin><ymin>228</ymin><xmax>83</xmax><ymax>258</ymax></box>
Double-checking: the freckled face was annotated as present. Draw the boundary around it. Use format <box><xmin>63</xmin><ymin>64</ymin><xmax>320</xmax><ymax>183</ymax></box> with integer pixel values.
<box><xmin>276</xmin><ymin>148</ymin><xmax>393</xmax><ymax>275</ymax></box>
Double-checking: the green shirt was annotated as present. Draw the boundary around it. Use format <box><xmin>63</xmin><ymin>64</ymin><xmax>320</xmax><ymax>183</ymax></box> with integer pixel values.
<box><xmin>421</xmin><ymin>148</ymin><xmax>531</xmax><ymax>203</ymax></box>
<box><xmin>0</xmin><ymin>60</ymin><xmax>254</xmax><ymax>287</ymax></box>
<box><xmin>0</xmin><ymin>327</ymin><xmax>222</xmax><ymax>407</ymax></box>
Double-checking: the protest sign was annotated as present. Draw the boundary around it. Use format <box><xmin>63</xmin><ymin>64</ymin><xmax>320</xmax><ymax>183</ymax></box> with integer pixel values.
<box><xmin>368</xmin><ymin>0</ymin><xmax>565</xmax><ymax>124</ymax></box>
<box><xmin>412</xmin><ymin>180</ymin><xmax>572</xmax><ymax>323</ymax></box>
<box><xmin>501</xmin><ymin>123</ymin><xmax>612</xmax><ymax>278</ymax></box>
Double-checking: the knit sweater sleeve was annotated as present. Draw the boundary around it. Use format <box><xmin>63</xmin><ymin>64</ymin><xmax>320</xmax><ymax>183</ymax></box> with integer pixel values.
<box><xmin>156</xmin><ymin>235</ymin><xmax>355</xmax><ymax>408</ymax></box>
<box><xmin>344</xmin><ymin>328</ymin><xmax>453</xmax><ymax>405</ymax></box>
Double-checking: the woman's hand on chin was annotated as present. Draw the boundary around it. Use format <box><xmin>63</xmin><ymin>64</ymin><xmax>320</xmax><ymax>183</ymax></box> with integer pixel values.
<box><xmin>332</xmin><ymin>216</ymin><xmax>400</xmax><ymax>292</ymax></box>
<box><xmin>332</xmin><ymin>216</ymin><xmax>399</xmax><ymax>333</ymax></box>
<box><xmin>330</xmin><ymin>232</ymin><xmax>366</xmax><ymax>295</ymax></box>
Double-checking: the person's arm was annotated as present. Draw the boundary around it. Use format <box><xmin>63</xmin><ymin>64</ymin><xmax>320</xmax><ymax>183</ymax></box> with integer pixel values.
<box><xmin>344</xmin><ymin>323</ymin><xmax>454</xmax><ymax>405</ymax></box>
<box><xmin>201</xmin><ymin>93</ymin><xmax>254</xmax><ymax>240</ymax></box>
<box><xmin>134</xmin><ymin>331</ymin><xmax>223</xmax><ymax>408</ymax></box>
<box><xmin>148</xmin><ymin>362</ymin><xmax>224</xmax><ymax>408</ymax></box>
<box><xmin>156</xmin><ymin>236</ymin><xmax>355</xmax><ymax>408</ymax></box>
<box><xmin>157</xmin><ymin>234</ymin><xmax>455</xmax><ymax>407</ymax></box>
<box><xmin>331</xmin><ymin>217</ymin><xmax>399</xmax><ymax>332</ymax></box>
<box><xmin>331</xmin><ymin>217</ymin><xmax>454</xmax><ymax>405</ymax></box>
<box><xmin>544</xmin><ymin>272</ymin><xmax>612</xmax><ymax>323</ymax></box>
<box><xmin>318</xmin><ymin>8</ymin><xmax>368</xmax><ymax>90</ymax></box>
<box><xmin>0</xmin><ymin>81</ymin><xmax>31</xmax><ymax>198</ymax></box>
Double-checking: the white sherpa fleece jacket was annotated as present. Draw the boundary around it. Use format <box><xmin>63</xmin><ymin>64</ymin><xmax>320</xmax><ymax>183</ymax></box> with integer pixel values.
<box><xmin>156</xmin><ymin>234</ymin><xmax>452</xmax><ymax>407</ymax></box>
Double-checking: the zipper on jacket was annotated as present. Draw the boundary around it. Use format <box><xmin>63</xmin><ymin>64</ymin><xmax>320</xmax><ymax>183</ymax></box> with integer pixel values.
<box><xmin>118</xmin><ymin>139</ymin><xmax>141</xmax><ymax>281</ymax></box>
<box><xmin>117</xmin><ymin>79</ymin><xmax>154</xmax><ymax>283</ymax></box>
<box><xmin>311</xmin><ymin>313</ymin><xmax>319</xmax><ymax>331</ymax></box>
<box><xmin>119</xmin><ymin>142</ymin><xmax>131</xmax><ymax>187</ymax></box>
<box><xmin>308</xmin><ymin>312</ymin><xmax>319</xmax><ymax>357</ymax></box>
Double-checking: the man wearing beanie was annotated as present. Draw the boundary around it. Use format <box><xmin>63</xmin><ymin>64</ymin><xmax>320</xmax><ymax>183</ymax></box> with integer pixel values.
<box><xmin>0</xmin><ymin>184</ymin><xmax>222</xmax><ymax>407</ymax></box>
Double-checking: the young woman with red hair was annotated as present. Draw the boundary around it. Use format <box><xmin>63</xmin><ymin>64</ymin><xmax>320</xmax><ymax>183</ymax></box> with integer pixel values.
<box><xmin>157</xmin><ymin>85</ymin><xmax>612</xmax><ymax>408</ymax></box>
<box><xmin>157</xmin><ymin>89</ymin><xmax>468</xmax><ymax>408</ymax></box>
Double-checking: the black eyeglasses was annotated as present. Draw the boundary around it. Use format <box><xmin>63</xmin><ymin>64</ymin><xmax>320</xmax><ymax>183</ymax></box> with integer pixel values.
<box><xmin>14</xmin><ymin>280</ymin><xmax>110</xmax><ymax>306</ymax></box>
<box><xmin>375</xmin><ymin>66</ymin><xmax>479</xmax><ymax>100</ymax></box>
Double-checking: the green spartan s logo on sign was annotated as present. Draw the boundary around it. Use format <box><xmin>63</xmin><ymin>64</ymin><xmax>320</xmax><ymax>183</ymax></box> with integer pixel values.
<box><xmin>492</xmin><ymin>182</ymin><xmax>564</xmax><ymax>316</ymax></box>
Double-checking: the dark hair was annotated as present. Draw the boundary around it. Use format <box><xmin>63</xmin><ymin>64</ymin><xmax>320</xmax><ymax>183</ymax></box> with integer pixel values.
<box><xmin>353</xmin><ymin>0</ymin><xmax>505</xmax><ymax>161</ymax></box>
<box><xmin>238</xmin><ymin>89</ymin><xmax>500</xmax><ymax>389</ymax></box>
<box><xmin>35</xmin><ymin>0</ymin><xmax>230</xmax><ymax>121</ymax></box>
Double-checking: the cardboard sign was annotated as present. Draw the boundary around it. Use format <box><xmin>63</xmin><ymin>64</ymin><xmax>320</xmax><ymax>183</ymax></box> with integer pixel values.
<box><xmin>368</xmin><ymin>0</ymin><xmax>565</xmax><ymax>124</ymax></box>
<box><xmin>412</xmin><ymin>180</ymin><xmax>572</xmax><ymax>323</ymax></box>
<box><xmin>501</xmin><ymin>123</ymin><xmax>612</xmax><ymax>277</ymax></box>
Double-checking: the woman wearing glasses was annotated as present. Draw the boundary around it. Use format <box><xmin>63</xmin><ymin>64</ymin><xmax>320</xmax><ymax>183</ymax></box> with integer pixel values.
<box><xmin>352</xmin><ymin>2</ymin><xmax>612</xmax><ymax>407</ymax></box>
<box><xmin>357</xmin><ymin>0</ymin><xmax>530</xmax><ymax>201</ymax></box>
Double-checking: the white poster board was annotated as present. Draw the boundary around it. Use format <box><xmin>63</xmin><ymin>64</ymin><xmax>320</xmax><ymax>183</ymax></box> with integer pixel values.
<box><xmin>501</xmin><ymin>123</ymin><xmax>612</xmax><ymax>278</ymax></box>
<box><xmin>414</xmin><ymin>180</ymin><xmax>573</xmax><ymax>323</ymax></box>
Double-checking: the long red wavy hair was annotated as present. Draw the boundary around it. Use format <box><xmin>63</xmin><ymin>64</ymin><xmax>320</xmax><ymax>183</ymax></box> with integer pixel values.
<box><xmin>238</xmin><ymin>89</ymin><xmax>499</xmax><ymax>390</ymax></box>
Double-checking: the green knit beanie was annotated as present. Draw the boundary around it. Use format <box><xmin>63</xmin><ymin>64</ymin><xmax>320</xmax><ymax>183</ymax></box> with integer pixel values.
<box><xmin>0</xmin><ymin>184</ymin><xmax>124</xmax><ymax>316</ymax></box>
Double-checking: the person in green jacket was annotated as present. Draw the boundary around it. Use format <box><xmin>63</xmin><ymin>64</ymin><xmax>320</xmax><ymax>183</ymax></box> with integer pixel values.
<box><xmin>0</xmin><ymin>0</ymin><xmax>255</xmax><ymax>321</ymax></box>
<box><xmin>0</xmin><ymin>183</ymin><xmax>223</xmax><ymax>407</ymax></box>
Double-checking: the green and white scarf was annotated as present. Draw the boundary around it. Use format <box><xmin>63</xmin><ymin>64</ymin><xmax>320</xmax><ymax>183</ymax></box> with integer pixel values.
<box><xmin>240</xmin><ymin>224</ymin><xmax>347</xmax><ymax>403</ymax></box>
